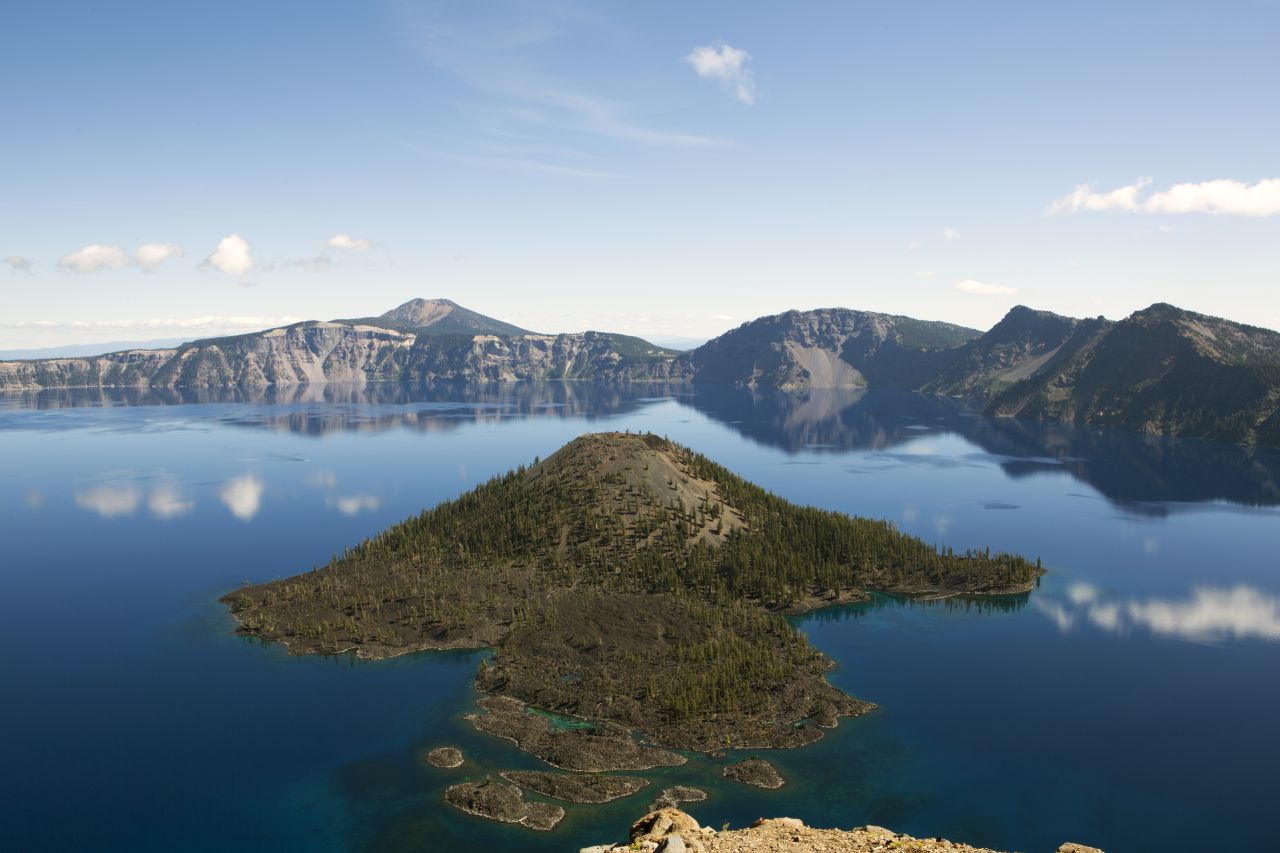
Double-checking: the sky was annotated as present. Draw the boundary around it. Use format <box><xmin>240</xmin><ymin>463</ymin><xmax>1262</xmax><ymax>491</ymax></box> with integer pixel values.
<box><xmin>2</xmin><ymin>0</ymin><xmax>1279</xmax><ymax>349</ymax></box>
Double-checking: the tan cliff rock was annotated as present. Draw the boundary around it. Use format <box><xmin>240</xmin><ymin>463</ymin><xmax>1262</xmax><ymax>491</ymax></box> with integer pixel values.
<box><xmin>578</xmin><ymin>809</ymin><xmax>1104</xmax><ymax>853</ymax></box>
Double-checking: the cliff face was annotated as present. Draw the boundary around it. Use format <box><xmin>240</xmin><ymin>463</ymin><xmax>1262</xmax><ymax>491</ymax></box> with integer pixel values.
<box><xmin>0</xmin><ymin>323</ymin><xmax>686</xmax><ymax>390</ymax></box>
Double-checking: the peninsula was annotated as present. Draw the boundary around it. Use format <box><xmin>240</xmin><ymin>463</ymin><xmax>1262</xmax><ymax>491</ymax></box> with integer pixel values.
<box><xmin>222</xmin><ymin>432</ymin><xmax>1041</xmax><ymax>755</ymax></box>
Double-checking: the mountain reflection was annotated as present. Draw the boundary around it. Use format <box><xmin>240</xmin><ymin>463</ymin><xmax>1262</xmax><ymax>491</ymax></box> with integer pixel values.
<box><xmin>8</xmin><ymin>381</ymin><xmax>1280</xmax><ymax>510</ymax></box>
<box><xmin>1</xmin><ymin>381</ymin><xmax>685</xmax><ymax>437</ymax></box>
<box><xmin>683</xmin><ymin>387</ymin><xmax>1280</xmax><ymax>512</ymax></box>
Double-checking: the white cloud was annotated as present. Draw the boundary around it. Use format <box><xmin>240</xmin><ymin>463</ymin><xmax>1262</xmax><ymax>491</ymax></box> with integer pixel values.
<box><xmin>326</xmin><ymin>234</ymin><xmax>372</xmax><ymax>251</ymax></box>
<box><xmin>202</xmin><ymin>234</ymin><xmax>254</xmax><ymax>275</ymax></box>
<box><xmin>220</xmin><ymin>474</ymin><xmax>264</xmax><ymax>521</ymax></box>
<box><xmin>4</xmin><ymin>255</ymin><xmax>32</xmax><ymax>273</ymax></box>
<box><xmin>329</xmin><ymin>494</ymin><xmax>380</xmax><ymax>516</ymax></box>
<box><xmin>942</xmin><ymin>227</ymin><xmax>960</xmax><ymax>241</ymax></box>
<box><xmin>135</xmin><ymin>242</ymin><xmax>183</xmax><ymax>270</ymax></box>
<box><xmin>148</xmin><ymin>483</ymin><xmax>194</xmax><ymax>519</ymax></box>
<box><xmin>1048</xmin><ymin>177</ymin><xmax>1280</xmax><ymax>217</ymax></box>
<box><xmin>75</xmin><ymin>484</ymin><xmax>142</xmax><ymax>517</ymax></box>
<box><xmin>954</xmin><ymin>279</ymin><xmax>1017</xmax><ymax>296</ymax></box>
<box><xmin>685</xmin><ymin>42</ymin><xmax>756</xmax><ymax>104</ymax></box>
<box><xmin>59</xmin><ymin>244</ymin><xmax>132</xmax><ymax>273</ymax></box>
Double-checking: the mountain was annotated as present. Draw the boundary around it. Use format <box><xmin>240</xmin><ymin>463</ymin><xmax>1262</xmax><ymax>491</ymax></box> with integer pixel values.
<box><xmin>0</xmin><ymin>300</ymin><xmax>686</xmax><ymax>390</ymax></box>
<box><xmin>687</xmin><ymin>303</ymin><xmax>1280</xmax><ymax>446</ymax></box>
<box><xmin>686</xmin><ymin>308</ymin><xmax>981</xmax><ymax>389</ymax></box>
<box><xmin>4</xmin><ymin>296</ymin><xmax>1279</xmax><ymax>447</ymax></box>
<box><xmin>222</xmin><ymin>433</ymin><xmax>1040</xmax><ymax>753</ymax></box>
<box><xmin>344</xmin><ymin>297</ymin><xmax>536</xmax><ymax>337</ymax></box>
<box><xmin>986</xmin><ymin>303</ymin><xmax>1280</xmax><ymax>446</ymax></box>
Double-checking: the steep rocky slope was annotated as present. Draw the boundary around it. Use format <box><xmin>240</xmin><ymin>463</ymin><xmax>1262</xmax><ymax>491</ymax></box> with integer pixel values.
<box><xmin>686</xmin><ymin>308</ymin><xmax>980</xmax><ymax>389</ymax></box>
<box><xmin>987</xmin><ymin>304</ymin><xmax>1280</xmax><ymax>446</ymax></box>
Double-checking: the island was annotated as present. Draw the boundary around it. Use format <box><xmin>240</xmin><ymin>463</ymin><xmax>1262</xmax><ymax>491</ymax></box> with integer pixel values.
<box><xmin>222</xmin><ymin>431</ymin><xmax>1041</xmax><ymax>763</ymax></box>
<box><xmin>442</xmin><ymin>779</ymin><xmax>564</xmax><ymax>830</ymax></box>
<box><xmin>722</xmin><ymin>757</ymin><xmax>785</xmax><ymax>789</ymax></box>
<box><xmin>423</xmin><ymin>746</ymin><xmax>464</xmax><ymax>768</ymax></box>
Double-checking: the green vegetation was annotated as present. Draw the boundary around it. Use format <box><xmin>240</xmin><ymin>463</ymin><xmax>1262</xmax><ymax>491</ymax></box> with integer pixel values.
<box><xmin>223</xmin><ymin>432</ymin><xmax>1041</xmax><ymax>751</ymax></box>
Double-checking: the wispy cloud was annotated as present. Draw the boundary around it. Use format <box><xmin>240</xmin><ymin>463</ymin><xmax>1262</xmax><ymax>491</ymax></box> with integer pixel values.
<box><xmin>326</xmin><ymin>234</ymin><xmax>372</xmax><ymax>251</ymax></box>
<box><xmin>4</xmin><ymin>255</ymin><xmax>33</xmax><ymax>273</ymax></box>
<box><xmin>954</xmin><ymin>279</ymin><xmax>1017</xmax><ymax>296</ymax></box>
<box><xmin>401</xmin><ymin>9</ymin><xmax>724</xmax><ymax>158</ymax></box>
<box><xmin>685</xmin><ymin>42</ymin><xmax>755</xmax><ymax>104</ymax></box>
<box><xmin>1049</xmin><ymin>177</ymin><xmax>1280</xmax><ymax>217</ymax></box>
<box><xmin>942</xmin><ymin>227</ymin><xmax>960</xmax><ymax>241</ymax></box>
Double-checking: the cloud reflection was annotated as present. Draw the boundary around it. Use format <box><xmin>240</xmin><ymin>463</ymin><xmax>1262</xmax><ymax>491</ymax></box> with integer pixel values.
<box><xmin>220</xmin><ymin>474</ymin><xmax>264</xmax><ymax>521</ymax></box>
<box><xmin>148</xmin><ymin>482</ymin><xmax>194</xmax><ymax>519</ymax></box>
<box><xmin>1036</xmin><ymin>582</ymin><xmax>1280</xmax><ymax>643</ymax></box>
<box><xmin>328</xmin><ymin>494</ymin><xmax>380</xmax><ymax>516</ymax></box>
<box><xmin>75</xmin><ymin>484</ymin><xmax>142</xmax><ymax>517</ymax></box>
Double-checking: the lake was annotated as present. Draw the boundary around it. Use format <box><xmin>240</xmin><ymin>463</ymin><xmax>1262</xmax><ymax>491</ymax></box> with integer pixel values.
<box><xmin>2</xmin><ymin>382</ymin><xmax>1277</xmax><ymax>852</ymax></box>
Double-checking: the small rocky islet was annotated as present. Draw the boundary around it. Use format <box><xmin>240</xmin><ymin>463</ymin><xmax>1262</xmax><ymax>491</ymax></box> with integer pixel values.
<box><xmin>649</xmin><ymin>785</ymin><xmax>708</xmax><ymax>811</ymax></box>
<box><xmin>499</xmin><ymin>770</ymin><xmax>648</xmax><ymax>804</ymax></box>
<box><xmin>721</xmin><ymin>757</ymin><xmax>785</xmax><ymax>789</ymax></box>
<box><xmin>442</xmin><ymin>778</ymin><xmax>564</xmax><ymax>831</ymax></box>
<box><xmin>423</xmin><ymin>746</ymin><xmax>463</xmax><ymax>768</ymax></box>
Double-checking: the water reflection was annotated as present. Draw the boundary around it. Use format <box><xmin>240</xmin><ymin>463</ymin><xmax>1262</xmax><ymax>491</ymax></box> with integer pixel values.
<box><xmin>73</xmin><ymin>474</ymin><xmax>195</xmax><ymax>519</ymax></box>
<box><xmin>1033</xmin><ymin>582</ymin><xmax>1280</xmax><ymax>643</ymax></box>
<box><xmin>7</xmin><ymin>381</ymin><xmax>1280</xmax><ymax>511</ymax></box>
<box><xmin>800</xmin><ymin>590</ymin><xmax>1034</xmax><ymax>626</ymax></box>
<box><xmin>219</xmin><ymin>474</ymin><xmax>264</xmax><ymax>521</ymax></box>
<box><xmin>685</xmin><ymin>387</ymin><xmax>1280</xmax><ymax>512</ymax></box>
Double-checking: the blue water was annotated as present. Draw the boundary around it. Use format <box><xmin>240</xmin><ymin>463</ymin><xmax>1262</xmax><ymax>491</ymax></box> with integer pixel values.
<box><xmin>2</xmin><ymin>383</ymin><xmax>1277</xmax><ymax>852</ymax></box>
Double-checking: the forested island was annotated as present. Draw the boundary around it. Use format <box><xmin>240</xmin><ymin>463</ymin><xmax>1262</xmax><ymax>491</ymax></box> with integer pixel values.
<box><xmin>223</xmin><ymin>432</ymin><xmax>1041</xmax><ymax>757</ymax></box>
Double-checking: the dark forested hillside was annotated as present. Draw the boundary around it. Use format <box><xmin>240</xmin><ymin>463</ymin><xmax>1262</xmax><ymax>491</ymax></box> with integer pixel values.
<box><xmin>222</xmin><ymin>432</ymin><xmax>1040</xmax><ymax>750</ymax></box>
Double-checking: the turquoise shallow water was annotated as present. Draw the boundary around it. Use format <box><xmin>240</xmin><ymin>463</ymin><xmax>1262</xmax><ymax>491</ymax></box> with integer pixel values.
<box><xmin>2</xmin><ymin>383</ymin><xmax>1278</xmax><ymax>852</ymax></box>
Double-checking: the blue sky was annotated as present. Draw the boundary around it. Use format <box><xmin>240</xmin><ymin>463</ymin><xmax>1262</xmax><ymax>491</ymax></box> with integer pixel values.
<box><xmin>2</xmin><ymin>0</ymin><xmax>1278</xmax><ymax>348</ymax></box>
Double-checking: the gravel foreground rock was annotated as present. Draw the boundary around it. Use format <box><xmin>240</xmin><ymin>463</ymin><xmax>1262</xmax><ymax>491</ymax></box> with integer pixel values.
<box><xmin>577</xmin><ymin>808</ymin><xmax>1105</xmax><ymax>853</ymax></box>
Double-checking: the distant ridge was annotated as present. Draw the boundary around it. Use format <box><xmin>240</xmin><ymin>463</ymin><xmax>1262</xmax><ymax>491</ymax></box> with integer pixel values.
<box><xmin>4</xmin><ymin>296</ymin><xmax>1279</xmax><ymax>447</ymax></box>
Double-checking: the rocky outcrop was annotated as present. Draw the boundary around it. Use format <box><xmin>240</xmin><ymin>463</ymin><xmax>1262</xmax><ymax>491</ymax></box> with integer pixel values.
<box><xmin>578</xmin><ymin>809</ymin><xmax>1105</xmax><ymax>853</ymax></box>
<box><xmin>721</xmin><ymin>757</ymin><xmax>785</xmax><ymax>789</ymax></box>
<box><xmin>423</xmin><ymin>746</ymin><xmax>464</xmax><ymax>768</ymax></box>
<box><xmin>443</xmin><ymin>778</ymin><xmax>564</xmax><ymax>830</ymax></box>
<box><xmin>499</xmin><ymin>770</ymin><xmax>649</xmax><ymax>803</ymax></box>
